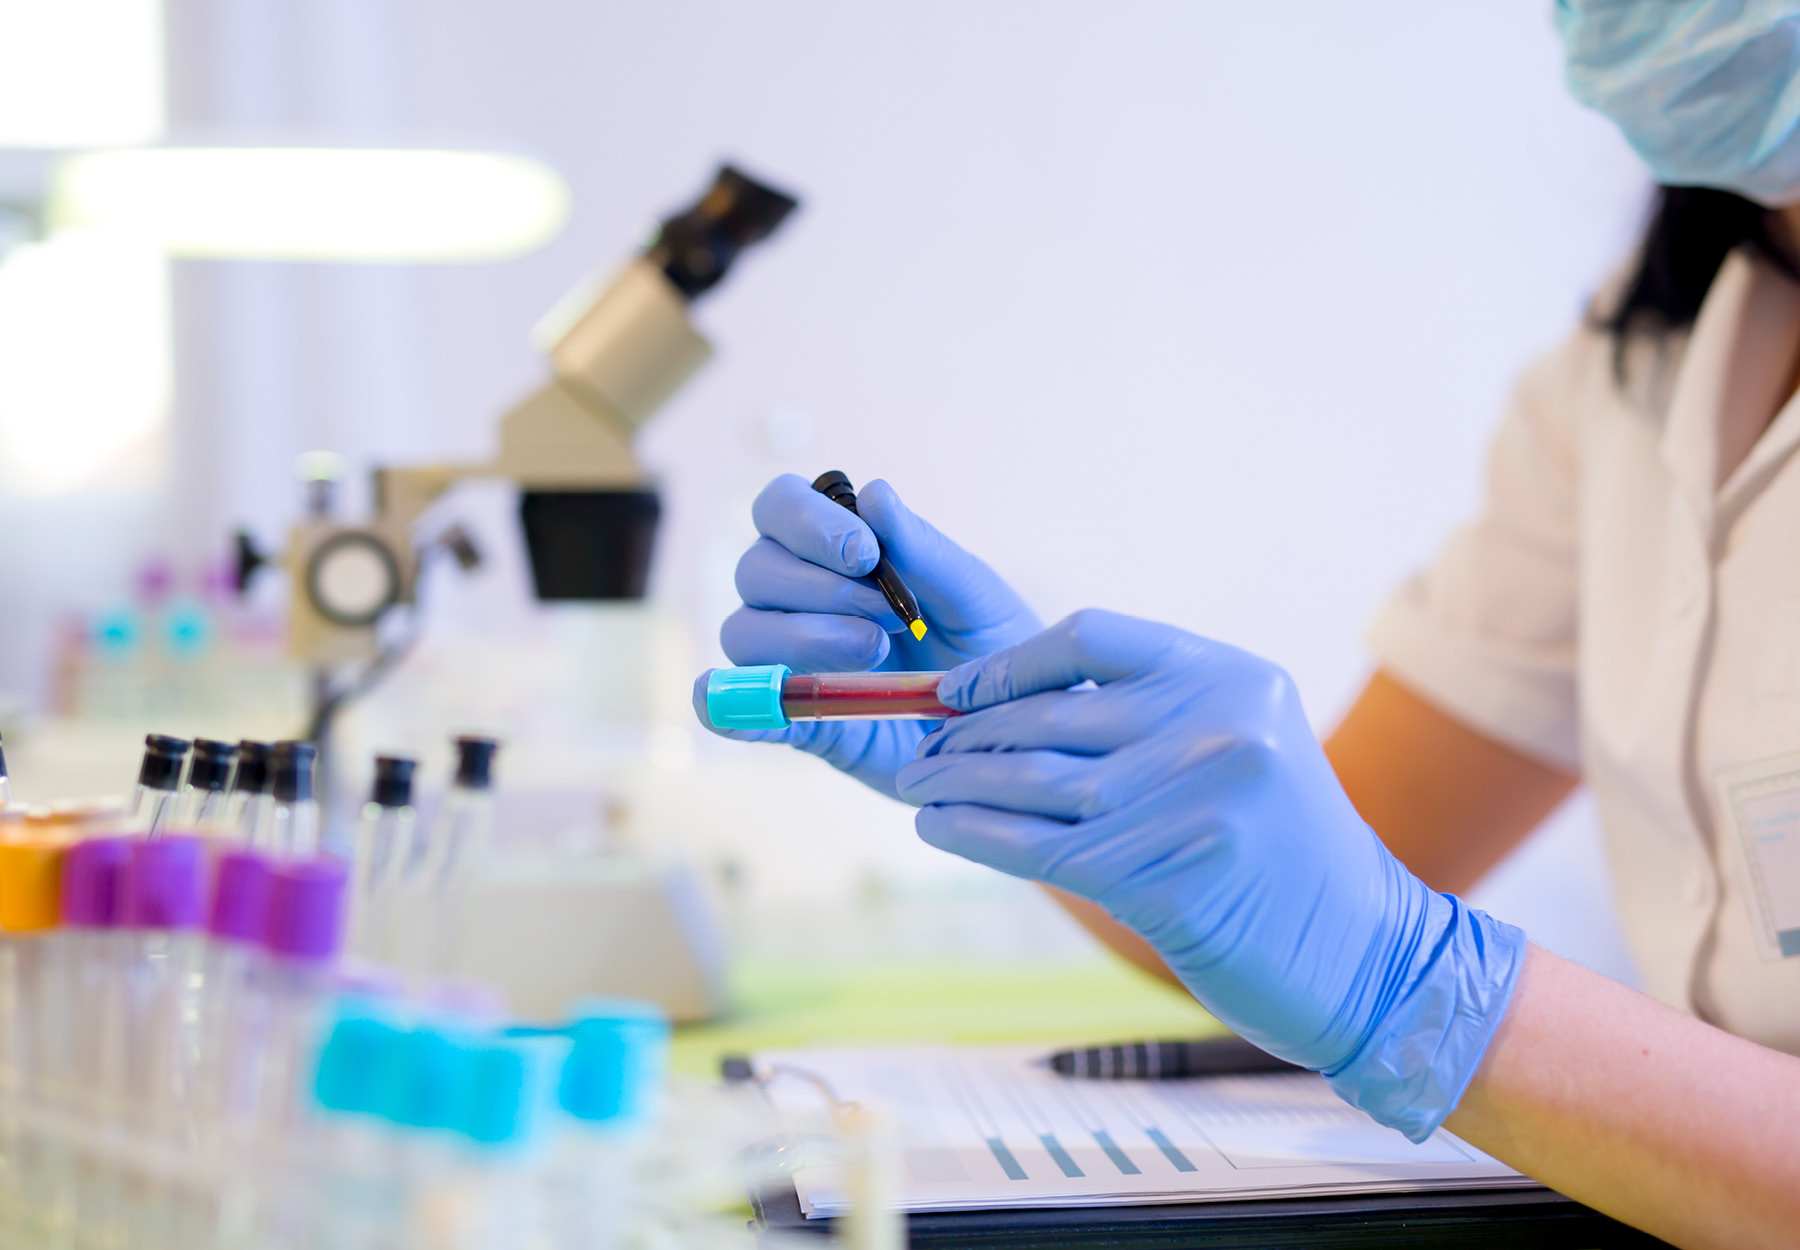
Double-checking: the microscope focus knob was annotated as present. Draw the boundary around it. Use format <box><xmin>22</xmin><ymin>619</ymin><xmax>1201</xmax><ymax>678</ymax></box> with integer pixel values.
<box><xmin>233</xmin><ymin>530</ymin><xmax>268</xmax><ymax>596</ymax></box>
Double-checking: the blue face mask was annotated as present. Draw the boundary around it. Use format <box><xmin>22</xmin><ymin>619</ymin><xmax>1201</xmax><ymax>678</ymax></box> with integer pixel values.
<box><xmin>1557</xmin><ymin>0</ymin><xmax>1800</xmax><ymax>206</ymax></box>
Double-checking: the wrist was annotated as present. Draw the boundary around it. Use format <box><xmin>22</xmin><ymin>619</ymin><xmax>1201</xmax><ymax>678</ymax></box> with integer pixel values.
<box><xmin>1324</xmin><ymin>892</ymin><xmax>1527</xmax><ymax>1143</ymax></box>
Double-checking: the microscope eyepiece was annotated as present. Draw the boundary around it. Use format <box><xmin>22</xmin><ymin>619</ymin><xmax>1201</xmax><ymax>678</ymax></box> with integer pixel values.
<box><xmin>649</xmin><ymin>164</ymin><xmax>799</xmax><ymax>300</ymax></box>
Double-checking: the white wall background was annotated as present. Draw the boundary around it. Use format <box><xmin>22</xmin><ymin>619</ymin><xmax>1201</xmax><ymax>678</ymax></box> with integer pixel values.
<box><xmin>27</xmin><ymin>1</ymin><xmax>1654</xmax><ymax>978</ymax></box>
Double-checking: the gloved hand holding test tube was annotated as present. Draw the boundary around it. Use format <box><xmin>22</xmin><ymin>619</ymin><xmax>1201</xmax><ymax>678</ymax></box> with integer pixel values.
<box><xmin>697</xmin><ymin>472</ymin><xmax>1040</xmax><ymax>796</ymax></box>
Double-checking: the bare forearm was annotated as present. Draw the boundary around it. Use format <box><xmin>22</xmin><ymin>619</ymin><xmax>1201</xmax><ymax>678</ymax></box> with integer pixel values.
<box><xmin>1324</xmin><ymin>672</ymin><xmax>1577</xmax><ymax>894</ymax></box>
<box><xmin>1446</xmin><ymin>946</ymin><xmax>1800</xmax><ymax>1250</ymax></box>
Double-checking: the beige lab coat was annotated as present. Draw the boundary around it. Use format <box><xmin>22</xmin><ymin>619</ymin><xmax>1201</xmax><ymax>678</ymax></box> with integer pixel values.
<box><xmin>1369</xmin><ymin>250</ymin><xmax>1800</xmax><ymax>1053</ymax></box>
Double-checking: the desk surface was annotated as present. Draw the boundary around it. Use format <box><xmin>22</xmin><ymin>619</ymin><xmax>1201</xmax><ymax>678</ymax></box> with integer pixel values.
<box><xmin>671</xmin><ymin>954</ymin><xmax>1221</xmax><ymax>1076</ymax></box>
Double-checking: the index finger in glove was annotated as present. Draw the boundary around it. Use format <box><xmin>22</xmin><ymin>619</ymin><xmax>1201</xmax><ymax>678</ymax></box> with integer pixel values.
<box><xmin>735</xmin><ymin>538</ymin><xmax>902</xmax><ymax>630</ymax></box>
<box><xmin>751</xmin><ymin>474</ymin><xmax>880</xmax><ymax>578</ymax></box>
<box><xmin>938</xmin><ymin>610</ymin><xmax>1195</xmax><ymax>712</ymax></box>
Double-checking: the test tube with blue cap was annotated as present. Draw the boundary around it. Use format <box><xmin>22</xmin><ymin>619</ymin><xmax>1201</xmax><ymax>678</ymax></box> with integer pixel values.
<box><xmin>504</xmin><ymin>998</ymin><xmax>669</xmax><ymax>1244</ymax></box>
<box><xmin>703</xmin><ymin>664</ymin><xmax>952</xmax><ymax>730</ymax></box>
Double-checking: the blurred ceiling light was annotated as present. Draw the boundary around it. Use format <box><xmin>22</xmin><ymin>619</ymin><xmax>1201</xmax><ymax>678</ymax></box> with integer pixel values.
<box><xmin>0</xmin><ymin>230</ymin><xmax>170</xmax><ymax>495</ymax></box>
<box><xmin>0</xmin><ymin>0</ymin><xmax>165</xmax><ymax>147</ymax></box>
<box><xmin>48</xmin><ymin>148</ymin><xmax>571</xmax><ymax>262</ymax></box>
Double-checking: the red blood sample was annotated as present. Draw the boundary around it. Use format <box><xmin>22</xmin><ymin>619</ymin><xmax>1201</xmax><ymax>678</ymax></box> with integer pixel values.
<box><xmin>780</xmin><ymin>671</ymin><xmax>952</xmax><ymax>720</ymax></box>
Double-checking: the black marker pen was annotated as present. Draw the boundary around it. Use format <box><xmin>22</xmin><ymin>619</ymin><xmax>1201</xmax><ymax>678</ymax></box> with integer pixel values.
<box><xmin>812</xmin><ymin>471</ymin><xmax>928</xmax><ymax>641</ymax></box>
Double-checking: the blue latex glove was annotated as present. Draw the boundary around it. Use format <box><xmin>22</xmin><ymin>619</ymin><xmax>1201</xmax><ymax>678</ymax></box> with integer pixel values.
<box><xmin>894</xmin><ymin>610</ymin><xmax>1526</xmax><ymax>1142</ymax></box>
<box><xmin>694</xmin><ymin>473</ymin><xmax>1040</xmax><ymax>797</ymax></box>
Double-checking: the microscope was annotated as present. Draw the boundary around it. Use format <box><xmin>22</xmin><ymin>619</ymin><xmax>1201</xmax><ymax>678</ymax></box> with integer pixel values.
<box><xmin>243</xmin><ymin>164</ymin><xmax>798</xmax><ymax>672</ymax></box>
<box><xmin>238</xmin><ymin>164</ymin><xmax>798</xmax><ymax>1021</ymax></box>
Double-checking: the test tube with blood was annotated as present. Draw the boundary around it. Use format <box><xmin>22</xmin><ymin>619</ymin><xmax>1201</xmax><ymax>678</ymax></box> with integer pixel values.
<box><xmin>703</xmin><ymin>665</ymin><xmax>954</xmax><ymax>729</ymax></box>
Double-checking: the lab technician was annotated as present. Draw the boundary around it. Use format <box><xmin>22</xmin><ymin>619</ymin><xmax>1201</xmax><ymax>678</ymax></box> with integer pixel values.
<box><xmin>699</xmin><ymin>6</ymin><xmax>1800</xmax><ymax>1247</ymax></box>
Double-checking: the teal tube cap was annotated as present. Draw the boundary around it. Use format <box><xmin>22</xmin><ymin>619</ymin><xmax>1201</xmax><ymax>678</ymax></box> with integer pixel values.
<box><xmin>705</xmin><ymin>664</ymin><xmax>791</xmax><ymax>730</ymax></box>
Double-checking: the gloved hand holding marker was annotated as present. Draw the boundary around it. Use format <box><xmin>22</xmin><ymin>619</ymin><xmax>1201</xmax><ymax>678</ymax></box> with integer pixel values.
<box><xmin>700</xmin><ymin>472</ymin><xmax>944</xmax><ymax>730</ymax></box>
<box><xmin>699</xmin><ymin>472</ymin><xmax>1039</xmax><ymax>798</ymax></box>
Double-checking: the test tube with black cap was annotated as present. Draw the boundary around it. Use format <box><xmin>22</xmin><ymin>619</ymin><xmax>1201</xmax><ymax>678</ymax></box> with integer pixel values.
<box><xmin>426</xmin><ymin>736</ymin><xmax>498</xmax><ymax>888</ymax></box>
<box><xmin>265</xmin><ymin>741</ymin><xmax>319</xmax><ymax>856</ymax></box>
<box><xmin>181</xmin><ymin>739</ymin><xmax>239</xmax><ymax>831</ymax></box>
<box><xmin>404</xmin><ymin>736</ymin><xmax>499</xmax><ymax>976</ymax></box>
<box><xmin>229</xmin><ymin>741</ymin><xmax>274</xmax><ymax>844</ymax></box>
<box><xmin>131</xmin><ymin>734</ymin><xmax>192</xmax><ymax>836</ymax></box>
<box><xmin>352</xmin><ymin>755</ymin><xmax>417</xmax><ymax>959</ymax></box>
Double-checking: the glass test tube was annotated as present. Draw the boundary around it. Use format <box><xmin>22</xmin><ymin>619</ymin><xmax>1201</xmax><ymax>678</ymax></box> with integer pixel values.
<box><xmin>265</xmin><ymin>742</ymin><xmax>320</xmax><ymax>856</ymax></box>
<box><xmin>130</xmin><ymin>734</ymin><xmax>192</xmax><ymax>837</ymax></box>
<box><xmin>0</xmin><ymin>838</ymin><xmax>63</xmax><ymax>1243</ymax></box>
<box><xmin>120</xmin><ymin>835</ymin><xmax>210</xmax><ymax>1244</ymax></box>
<box><xmin>351</xmin><ymin>756</ymin><xmax>417</xmax><ymax>962</ymax></box>
<box><xmin>778</xmin><ymin>671</ymin><xmax>951</xmax><ymax>720</ymax></box>
<box><xmin>58</xmin><ymin>837</ymin><xmax>134</xmax><ymax>1250</ymax></box>
<box><xmin>229</xmin><ymin>740</ymin><xmax>274</xmax><ymax>844</ymax></box>
<box><xmin>251</xmin><ymin>858</ymin><xmax>349</xmax><ymax>1136</ymax></box>
<box><xmin>429</xmin><ymin>736</ymin><xmax>498</xmax><ymax>888</ymax></box>
<box><xmin>705</xmin><ymin>666</ymin><xmax>954</xmax><ymax>732</ymax></box>
<box><xmin>196</xmin><ymin>850</ymin><xmax>272</xmax><ymax>1145</ymax></box>
<box><xmin>306</xmin><ymin>1014</ymin><xmax>457</xmax><ymax>1249</ymax></box>
<box><xmin>180</xmin><ymin>738</ymin><xmax>238</xmax><ymax>831</ymax></box>
<box><xmin>404</xmin><ymin>736</ymin><xmax>498</xmax><ymax>978</ymax></box>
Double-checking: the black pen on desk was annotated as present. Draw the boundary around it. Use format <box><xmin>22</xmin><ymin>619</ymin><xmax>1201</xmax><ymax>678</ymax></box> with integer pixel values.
<box><xmin>811</xmin><ymin>471</ymin><xmax>928</xmax><ymax>641</ymax></box>
<box><xmin>1044</xmin><ymin>1036</ymin><xmax>1304</xmax><ymax>1080</ymax></box>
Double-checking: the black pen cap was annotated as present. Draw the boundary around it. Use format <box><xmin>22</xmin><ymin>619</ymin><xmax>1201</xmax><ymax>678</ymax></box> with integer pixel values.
<box><xmin>233</xmin><ymin>741</ymin><xmax>273</xmax><ymax>795</ymax></box>
<box><xmin>811</xmin><ymin>470</ymin><xmax>858</xmax><ymax>509</ymax></box>
<box><xmin>270</xmin><ymin>741</ymin><xmax>317</xmax><ymax>804</ymax></box>
<box><xmin>370</xmin><ymin>755</ymin><xmax>417</xmax><ymax>809</ymax></box>
<box><xmin>453</xmin><ymin>736</ymin><xmax>499</xmax><ymax>790</ymax></box>
<box><xmin>187</xmin><ymin>739</ymin><xmax>239</xmax><ymax>793</ymax></box>
<box><xmin>138</xmin><ymin>734</ymin><xmax>192</xmax><ymax>792</ymax></box>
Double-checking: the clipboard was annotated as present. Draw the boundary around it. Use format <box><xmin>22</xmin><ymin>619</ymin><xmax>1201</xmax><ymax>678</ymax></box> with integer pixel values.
<box><xmin>748</xmin><ymin>1177</ymin><xmax>1673</xmax><ymax>1248</ymax></box>
<box><xmin>725</xmin><ymin>1056</ymin><xmax>1673</xmax><ymax>1249</ymax></box>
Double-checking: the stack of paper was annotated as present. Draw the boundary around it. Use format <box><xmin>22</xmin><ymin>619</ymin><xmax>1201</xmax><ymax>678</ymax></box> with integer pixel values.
<box><xmin>752</xmin><ymin>1045</ymin><xmax>1531</xmax><ymax>1217</ymax></box>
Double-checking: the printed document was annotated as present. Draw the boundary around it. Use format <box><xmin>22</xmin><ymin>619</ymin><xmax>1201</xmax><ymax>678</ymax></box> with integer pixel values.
<box><xmin>751</xmin><ymin>1044</ymin><xmax>1529</xmax><ymax>1216</ymax></box>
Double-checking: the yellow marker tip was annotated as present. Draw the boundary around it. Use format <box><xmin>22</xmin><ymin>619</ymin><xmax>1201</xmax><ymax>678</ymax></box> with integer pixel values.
<box><xmin>909</xmin><ymin>619</ymin><xmax>928</xmax><ymax>641</ymax></box>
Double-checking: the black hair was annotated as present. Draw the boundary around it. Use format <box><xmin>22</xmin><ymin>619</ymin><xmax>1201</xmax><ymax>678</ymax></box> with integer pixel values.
<box><xmin>1602</xmin><ymin>186</ymin><xmax>1800</xmax><ymax>368</ymax></box>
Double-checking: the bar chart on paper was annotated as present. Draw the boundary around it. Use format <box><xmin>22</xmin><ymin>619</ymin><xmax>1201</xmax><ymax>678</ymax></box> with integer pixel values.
<box><xmin>753</xmin><ymin>1045</ymin><xmax>1530</xmax><ymax>1217</ymax></box>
